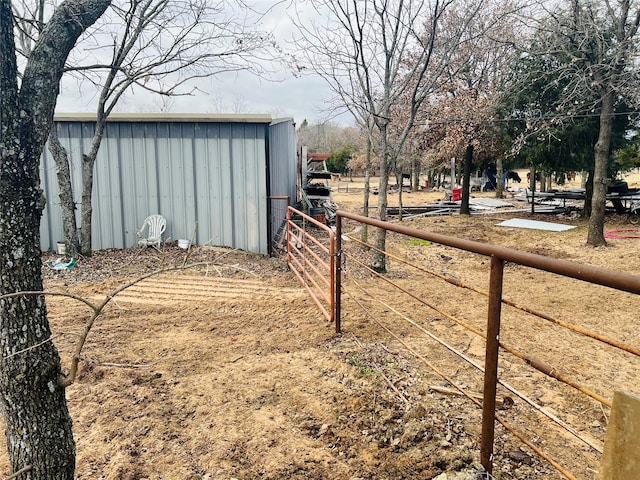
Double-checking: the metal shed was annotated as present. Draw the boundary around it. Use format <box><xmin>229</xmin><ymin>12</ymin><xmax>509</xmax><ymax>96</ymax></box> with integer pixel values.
<box><xmin>40</xmin><ymin>113</ymin><xmax>297</xmax><ymax>255</ymax></box>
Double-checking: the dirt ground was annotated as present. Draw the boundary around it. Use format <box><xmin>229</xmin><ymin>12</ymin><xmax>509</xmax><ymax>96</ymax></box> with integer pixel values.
<box><xmin>0</xmin><ymin>170</ymin><xmax>638</xmax><ymax>479</ymax></box>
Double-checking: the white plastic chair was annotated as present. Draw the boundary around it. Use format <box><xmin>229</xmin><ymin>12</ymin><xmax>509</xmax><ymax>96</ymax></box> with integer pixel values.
<box><xmin>137</xmin><ymin>214</ymin><xmax>166</xmax><ymax>248</ymax></box>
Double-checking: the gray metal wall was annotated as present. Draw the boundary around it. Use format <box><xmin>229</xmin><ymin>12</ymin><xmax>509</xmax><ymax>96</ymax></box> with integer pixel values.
<box><xmin>40</xmin><ymin>116</ymin><xmax>295</xmax><ymax>255</ymax></box>
<box><xmin>267</xmin><ymin>118</ymin><xmax>297</xmax><ymax>248</ymax></box>
<box><xmin>268</xmin><ymin>118</ymin><xmax>297</xmax><ymax>203</ymax></box>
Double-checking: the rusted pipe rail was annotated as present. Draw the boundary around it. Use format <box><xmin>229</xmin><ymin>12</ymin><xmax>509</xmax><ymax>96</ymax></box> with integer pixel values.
<box><xmin>346</xmin><ymin>232</ymin><xmax>640</xmax><ymax>357</ymax></box>
<box><xmin>345</xmin><ymin>250</ymin><xmax>613</xmax><ymax>407</ymax></box>
<box><xmin>335</xmin><ymin>209</ymin><xmax>640</xmax><ymax>476</ymax></box>
<box><xmin>287</xmin><ymin>207</ymin><xmax>336</xmax><ymax>327</ymax></box>
<box><xmin>337</xmin><ymin>210</ymin><xmax>640</xmax><ymax>295</ymax></box>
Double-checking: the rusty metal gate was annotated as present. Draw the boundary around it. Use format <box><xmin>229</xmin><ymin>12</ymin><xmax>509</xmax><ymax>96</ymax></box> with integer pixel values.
<box><xmin>286</xmin><ymin>206</ymin><xmax>337</xmax><ymax>329</ymax></box>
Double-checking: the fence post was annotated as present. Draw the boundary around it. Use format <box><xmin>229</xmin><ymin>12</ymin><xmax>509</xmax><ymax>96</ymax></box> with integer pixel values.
<box><xmin>286</xmin><ymin>207</ymin><xmax>291</xmax><ymax>265</ymax></box>
<box><xmin>334</xmin><ymin>213</ymin><xmax>342</xmax><ymax>333</ymax></box>
<box><xmin>599</xmin><ymin>390</ymin><xmax>640</xmax><ymax>480</ymax></box>
<box><xmin>481</xmin><ymin>254</ymin><xmax>504</xmax><ymax>475</ymax></box>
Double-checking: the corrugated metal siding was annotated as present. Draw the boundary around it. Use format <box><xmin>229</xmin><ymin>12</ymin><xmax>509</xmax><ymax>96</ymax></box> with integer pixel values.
<box><xmin>269</xmin><ymin>119</ymin><xmax>297</xmax><ymax>202</ymax></box>
<box><xmin>40</xmin><ymin>119</ymin><xmax>278</xmax><ymax>255</ymax></box>
<box><xmin>267</xmin><ymin>119</ymin><xmax>297</xmax><ymax>252</ymax></box>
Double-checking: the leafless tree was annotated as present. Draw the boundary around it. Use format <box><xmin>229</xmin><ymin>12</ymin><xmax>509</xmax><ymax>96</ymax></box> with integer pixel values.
<box><xmin>296</xmin><ymin>120</ymin><xmax>360</xmax><ymax>153</ymax></box>
<box><xmin>1</xmin><ymin>1</ymin><xmax>111</xmax><ymax>475</ymax></box>
<box><xmin>295</xmin><ymin>0</ymin><xmax>489</xmax><ymax>271</ymax></box>
<box><xmin>403</xmin><ymin>1</ymin><xmax>518</xmax><ymax>213</ymax></box>
<box><xmin>15</xmin><ymin>0</ymin><xmax>283</xmax><ymax>257</ymax></box>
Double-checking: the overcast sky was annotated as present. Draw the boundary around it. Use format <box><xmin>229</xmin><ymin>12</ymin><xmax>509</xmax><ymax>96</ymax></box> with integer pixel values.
<box><xmin>56</xmin><ymin>70</ymin><xmax>346</xmax><ymax>125</ymax></box>
<box><xmin>55</xmin><ymin>0</ymin><xmax>352</xmax><ymax>127</ymax></box>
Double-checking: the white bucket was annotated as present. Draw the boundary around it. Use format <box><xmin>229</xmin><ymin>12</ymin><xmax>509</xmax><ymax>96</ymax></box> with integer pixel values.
<box><xmin>178</xmin><ymin>239</ymin><xmax>191</xmax><ymax>250</ymax></box>
<box><xmin>56</xmin><ymin>242</ymin><xmax>66</xmax><ymax>255</ymax></box>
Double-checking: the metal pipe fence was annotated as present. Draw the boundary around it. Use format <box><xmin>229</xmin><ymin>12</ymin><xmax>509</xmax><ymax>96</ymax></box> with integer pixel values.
<box><xmin>286</xmin><ymin>206</ymin><xmax>337</xmax><ymax>328</ymax></box>
<box><xmin>334</xmin><ymin>210</ymin><xmax>640</xmax><ymax>478</ymax></box>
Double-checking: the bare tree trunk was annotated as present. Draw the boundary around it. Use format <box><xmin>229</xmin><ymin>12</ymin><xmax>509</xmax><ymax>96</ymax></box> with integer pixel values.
<box><xmin>361</xmin><ymin>136</ymin><xmax>372</xmax><ymax>244</ymax></box>
<box><xmin>583</xmin><ymin>170</ymin><xmax>594</xmax><ymax>218</ymax></box>
<box><xmin>460</xmin><ymin>144</ymin><xmax>473</xmax><ymax>215</ymax></box>
<box><xmin>80</xmin><ymin>154</ymin><xmax>95</xmax><ymax>255</ymax></box>
<box><xmin>372</xmin><ymin>146</ymin><xmax>391</xmax><ymax>273</ymax></box>
<box><xmin>79</xmin><ymin>121</ymin><xmax>105</xmax><ymax>256</ymax></box>
<box><xmin>496</xmin><ymin>157</ymin><xmax>504</xmax><ymax>198</ymax></box>
<box><xmin>529</xmin><ymin>167</ymin><xmax>536</xmax><ymax>214</ymax></box>
<box><xmin>411</xmin><ymin>156</ymin><xmax>420</xmax><ymax>192</ymax></box>
<box><xmin>0</xmin><ymin>1</ymin><xmax>111</xmax><ymax>476</ymax></box>
<box><xmin>0</xmin><ymin>191</ymin><xmax>76</xmax><ymax>478</ymax></box>
<box><xmin>48</xmin><ymin>125</ymin><xmax>80</xmax><ymax>258</ymax></box>
<box><xmin>587</xmin><ymin>90</ymin><xmax>614</xmax><ymax>246</ymax></box>
<box><xmin>396</xmin><ymin>169</ymin><xmax>404</xmax><ymax>221</ymax></box>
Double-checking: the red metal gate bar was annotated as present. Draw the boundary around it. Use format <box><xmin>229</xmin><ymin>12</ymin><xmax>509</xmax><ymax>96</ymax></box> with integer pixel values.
<box><xmin>287</xmin><ymin>207</ymin><xmax>336</xmax><ymax>326</ymax></box>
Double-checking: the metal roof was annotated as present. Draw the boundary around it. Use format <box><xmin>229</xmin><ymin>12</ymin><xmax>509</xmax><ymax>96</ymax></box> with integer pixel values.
<box><xmin>53</xmin><ymin>112</ymin><xmax>274</xmax><ymax>124</ymax></box>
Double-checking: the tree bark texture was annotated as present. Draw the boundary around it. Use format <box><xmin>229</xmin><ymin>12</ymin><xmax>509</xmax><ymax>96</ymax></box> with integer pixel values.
<box><xmin>361</xmin><ymin>136</ymin><xmax>372</xmax><ymax>245</ymax></box>
<box><xmin>372</xmin><ymin>144</ymin><xmax>392</xmax><ymax>273</ymax></box>
<box><xmin>80</xmin><ymin>153</ymin><xmax>95</xmax><ymax>255</ymax></box>
<box><xmin>79</xmin><ymin>119</ymin><xmax>106</xmax><ymax>256</ymax></box>
<box><xmin>496</xmin><ymin>157</ymin><xmax>504</xmax><ymax>198</ymax></box>
<box><xmin>583</xmin><ymin>170</ymin><xmax>594</xmax><ymax>218</ymax></box>
<box><xmin>0</xmin><ymin>0</ymin><xmax>111</xmax><ymax>477</ymax></box>
<box><xmin>588</xmin><ymin>89</ymin><xmax>614</xmax><ymax>246</ymax></box>
<box><xmin>411</xmin><ymin>156</ymin><xmax>420</xmax><ymax>192</ymax></box>
<box><xmin>48</xmin><ymin>125</ymin><xmax>80</xmax><ymax>258</ymax></box>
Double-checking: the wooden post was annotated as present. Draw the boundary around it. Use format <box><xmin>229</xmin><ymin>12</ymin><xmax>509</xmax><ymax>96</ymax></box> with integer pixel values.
<box><xmin>599</xmin><ymin>390</ymin><xmax>640</xmax><ymax>480</ymax></box>
<box><xmin>480</xmin><ymin>255</ymin><xmax>504</xmax><ymax>475</ymax></box>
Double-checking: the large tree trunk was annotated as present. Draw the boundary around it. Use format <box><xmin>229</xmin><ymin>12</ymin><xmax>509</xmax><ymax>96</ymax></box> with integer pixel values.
<box><xmin>460</xmin><ymin>144</ymin><xmax>473</xmax><ymax>215</ymax></box>
<box><xmin>361</xmin><ymin>135</ymin><xmax>372</xmax><ymax>244</ymax></box>
<box><xmin>48</xmin><ymin>125</ymin><xmax>80</xmax><ymax>258</ymax></box>
<box><xmin>411</xmin><ymin>156</ymin><xmax>420</xmax><ymax>192</ymax></box>
<box><xmin>0</xmin><ymin>1</ymin><xmax>111</xmax><ymax>477</ymax></box>
<box><xmin>80</xmin><ymin>154</ymin><xmax>95</xmax><ymax>255</ymax></box>
<box><xmin>583</xmin><ymin>170</ymin><xmax>594</xmax><ymax>218</ymax></box>
<box><xmin>587</xmin><ymin>90</ymin><xmax>614</xmax><ymax>246</ymax></box>
<box><xmin>372</xmin><ymin>145</ymin><xmax>392</xmax><ymax>273</ymax></box>
<box><xmin>0</xmin><ymin>164</ymin><xmax>76</xmax><ymax>478</ymax></box>
<box><xmin>496</xmin><ymin>157</ymin><xmax>504</xmax><ymax>198</ymax></box>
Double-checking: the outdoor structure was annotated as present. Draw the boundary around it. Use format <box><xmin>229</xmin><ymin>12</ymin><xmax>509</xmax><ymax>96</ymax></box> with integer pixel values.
<box><xmin>299</xmin><ymin>148</ymin><xmax>337</xmax><ymax>223</ymax></box>
<box><xmin>40</xmin><ymin>113</ymin><xmax>297</xmax><ymax>255</ymax></box>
